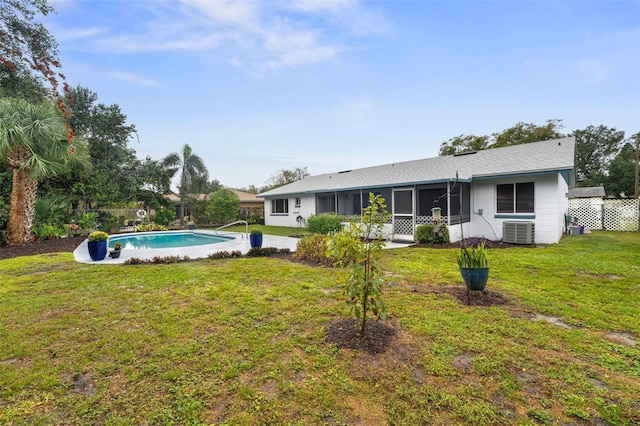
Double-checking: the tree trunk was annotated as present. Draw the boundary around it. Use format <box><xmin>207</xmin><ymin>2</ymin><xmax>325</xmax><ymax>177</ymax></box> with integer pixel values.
<box><xmin>6</xmin><ymin>167</ymin><xmax>31</xmax><ymax>245</ymax></box>
<box><xmin>6</xmin><ymin>148</ymin><xmax>38</xmax><ymax>246</ymax></box>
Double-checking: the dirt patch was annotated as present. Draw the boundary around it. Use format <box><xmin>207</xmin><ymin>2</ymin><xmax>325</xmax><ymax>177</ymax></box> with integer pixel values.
<box><xmin>603</xmin><ymin>332</ymin><xmax>637</xmax><ymax>347</ymax></box>
<box><xmin>325</xmin><ymin>318</ymin><xmax>397</xmax><ymax>354</ymax></box>
<box><xmin>0</xmin><ymin>236</ymin><xmax>85</xmax><ymax>260</ymax></box>
<box><xmin>430</xmin><ymin>285</ymin><xmax>509</xmax><ymax>306</ymax></box>
<box><xmin>453</xmin><ymin>353</ymin><xmax>473</xmax><ymax>373</ymax></box>
<box><xmin>526</xmin><ymin>313</ymin><xmax>573</xmax><ymax>329</ymax></box>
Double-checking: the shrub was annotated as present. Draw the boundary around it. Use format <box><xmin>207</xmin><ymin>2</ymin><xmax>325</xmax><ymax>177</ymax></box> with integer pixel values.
<box><xmin>32</xmin><ymin>223</ymin><xmax>65</xmax><ymax>240</ymax></box>
<box><xmin>416</xmin><ymin>224</ymin><xmax>450</xmax><ymax>244</ymax></box>
<box><xmin>134</xmin><ymin>223</ymin><xmax>168</xmax><ymax>232</ymax></box>
<box><xmin>250</xmin><ymin>229</ymin><xmax>263</xmax><ymax>235</ymax></box>
<box><xmin>76</xmin><ymin>212</ymin><xmax>98</xmax><ymax>230</ymax></box>
<box><xmin>246</xmin><ymin>247</ymin><xmax>287</xmax><ymax>257</ymax></box>
<box><xmin>152</xmin><ymin>208</ymin><xmax>176</xmax><ymax>226</ymax></box>
<box><xmin>294</xmin><ymin>234</ymin><xmax>334</xmax><ymax>265</ymax></box>
<box><xmin>307</xmin><ymin>213</ymin><xmax>344</xmax><ymax>235</ymax></box>
<box><xmin>207</xmin><ymin>250</ymin><xmax>242</xmax><ymax>260</ymax></box>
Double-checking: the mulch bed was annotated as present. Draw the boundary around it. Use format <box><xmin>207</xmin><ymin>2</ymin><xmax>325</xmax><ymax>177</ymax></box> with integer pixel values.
<box><xmin>325</xmin><ymin>318</ymin><xmax>397</xmax><ymax>354</ymax></box>
<box><xmin>0</xmin><ymin>236</ymin><xmax>85</xmax><ymax>261</ymax></box>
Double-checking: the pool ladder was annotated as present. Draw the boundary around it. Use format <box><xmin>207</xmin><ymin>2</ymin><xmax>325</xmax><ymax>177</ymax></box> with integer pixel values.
<box><xmin>214</xmin><ymin>220</ymin><xmax>249</xmax><ymax>239</ymax></box>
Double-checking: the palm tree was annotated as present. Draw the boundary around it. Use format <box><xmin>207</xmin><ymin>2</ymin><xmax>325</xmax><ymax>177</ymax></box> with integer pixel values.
<box><xmin>0</xmin><ymin>98</ymin><xmax>86</xmax><ymax>245</ymax></box>
<box><xmin>161</xmin><ymin>144</ymin><xmax>209</xmax><ymax>225</ymax></box>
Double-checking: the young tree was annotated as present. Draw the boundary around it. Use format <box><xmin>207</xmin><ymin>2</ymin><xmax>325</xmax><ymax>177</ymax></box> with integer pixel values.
<box><xmin>327</xmin><ymin>193</ymin><xmax>391</xmax><ymax>335</ymax></box>
<box><xmin>0</xmin><ymin>98</ymin><xmax>87</xmax><ymax>245</ymax></box>
<box><xmin>162</xmin><ymin>144</ymin><xmax>209</xmax><ymax>225</ymax></box>
<box><xmin>205</xmin><ymin>188</ymin><xmax>240</xmax><ymax>225</ymax></box>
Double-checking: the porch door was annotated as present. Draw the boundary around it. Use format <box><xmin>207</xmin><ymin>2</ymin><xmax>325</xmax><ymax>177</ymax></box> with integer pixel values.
<box><xmin>393</xmin><ymin>188</ymin><xmax>414</xmax><ymax>241</ymax></box>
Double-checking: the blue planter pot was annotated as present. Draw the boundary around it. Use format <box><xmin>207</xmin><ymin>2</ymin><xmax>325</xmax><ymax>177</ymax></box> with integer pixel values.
<box><xmin>88</xmin><ymin>240</ymin><xmax>108</xmax><ymax>261</ymax></box>
<box><xmin>250</xmin><ymin>234</ymin><xmax>263</xmax><ymax>248</ymax></box>
<box><xmin>460</xmin><ymin>267</ymin><xmax>489</xmax><ymax>291</ymax></box>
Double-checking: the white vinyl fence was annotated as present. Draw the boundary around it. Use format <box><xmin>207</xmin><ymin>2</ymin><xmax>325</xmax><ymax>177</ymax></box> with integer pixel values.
<box><xmin>568</xmin><ymin>198</ymin><xmax>640</xmax><ymax>232</ymax></box>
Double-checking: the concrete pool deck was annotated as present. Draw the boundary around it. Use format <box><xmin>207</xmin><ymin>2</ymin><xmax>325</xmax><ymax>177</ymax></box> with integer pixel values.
<box><xmin>73</xmin><ymin>230</ymin><xmax>414</xmax><ymax>264</ymax></box>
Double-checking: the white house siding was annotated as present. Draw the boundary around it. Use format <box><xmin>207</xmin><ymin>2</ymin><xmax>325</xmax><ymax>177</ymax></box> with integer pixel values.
<box><xmin>469</xmin><ymin>174</ymin><xmax>564</xmax><ymax>244</ymax></box>
<box><xmin>264</xmin><ymin>194</ymin><xmax>316</xmax><ymax>227</ymax></box>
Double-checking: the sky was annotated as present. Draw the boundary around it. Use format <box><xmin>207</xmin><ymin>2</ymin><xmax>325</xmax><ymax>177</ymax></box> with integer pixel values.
<box><xmin>44</xmin><ymin>0</ymin><xmax>640</xmax><ymax>190</ymax></box>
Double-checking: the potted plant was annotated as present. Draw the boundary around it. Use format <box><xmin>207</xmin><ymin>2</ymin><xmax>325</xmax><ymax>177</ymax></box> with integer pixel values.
<box><xmin>87</xmin><ymin>231</ymin><xmax>109</xmax><ymax>261</ymax></box>
<box><xmin>250</xmin><ymin>229</ymin><xmax>263</xmax><ymax>248</ymax></box>
<box><xmin>109</xmin><ymin>242</ymin><xmax>122</xmax><ymax>259</ymax></box>
<box><xmin>456</xmin><ymin>241</ymin><xmax>489</xmax><ymax>291</ymax></box>
<box><xmin>187</xmin><ymin>220</ymin><xmax>196</xmax><ymax>230</ymax></box>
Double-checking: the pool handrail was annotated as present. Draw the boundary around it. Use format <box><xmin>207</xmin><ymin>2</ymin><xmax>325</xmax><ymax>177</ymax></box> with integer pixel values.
<box><xmin>215</xmin><ymin>220</ymin><xmax>249</xmax><ymax>239</ymax></box>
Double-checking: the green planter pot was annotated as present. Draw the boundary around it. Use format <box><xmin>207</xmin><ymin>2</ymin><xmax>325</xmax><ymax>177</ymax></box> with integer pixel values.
<box><xmin>460</xmin><ymin>267</ymin><xmax>489</xmax><ymax>291</ymax></box>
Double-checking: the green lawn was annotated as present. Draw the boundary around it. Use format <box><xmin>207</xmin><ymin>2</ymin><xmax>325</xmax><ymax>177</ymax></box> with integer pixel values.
<box><xmin>0</xmin><ymin>231</ymin><xmax>638</xmax><ymax>424</ymax></box>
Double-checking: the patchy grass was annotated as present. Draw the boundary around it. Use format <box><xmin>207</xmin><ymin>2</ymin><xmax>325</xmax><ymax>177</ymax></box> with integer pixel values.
<box><xmin>0</xmin><ymin>231</ymin><xmax>638</xmax><ymax>424</ymax></box>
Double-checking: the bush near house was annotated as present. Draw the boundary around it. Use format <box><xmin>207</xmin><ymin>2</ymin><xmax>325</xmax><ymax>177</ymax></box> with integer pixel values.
<box><xmin>416</xmin><ymin>224</ymin><xmax>450</xmax><ymax>244</ymax></box>
<box><xmin>307</xmin><ymin>213</ymin><xmax>344</xmax><ymax>235</ymax></box>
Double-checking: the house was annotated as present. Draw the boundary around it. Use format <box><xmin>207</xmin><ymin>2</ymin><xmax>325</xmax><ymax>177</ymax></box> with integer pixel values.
<box><xmin>258</xmin><ymin>137</ymin><xmax>576</xmax><ymax>244</ymax></box>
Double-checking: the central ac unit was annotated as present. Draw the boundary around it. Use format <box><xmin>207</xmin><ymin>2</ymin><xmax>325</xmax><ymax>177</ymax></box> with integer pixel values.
<box><xmin>503</xmin><ymin>221</ymin><xmax>535</xmax><ymax>244</ymax></box>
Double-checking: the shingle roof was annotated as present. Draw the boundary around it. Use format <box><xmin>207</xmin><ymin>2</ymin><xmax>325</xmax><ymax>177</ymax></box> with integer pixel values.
<box><xmin>259</xmin><ymin>137</ymin><xmax>575</xmax><ymax>197</ymax></box>
<box><xmin>568</xmin><ymin>186</ymin><xmax>605</xmax><ymax>199</ymax></box>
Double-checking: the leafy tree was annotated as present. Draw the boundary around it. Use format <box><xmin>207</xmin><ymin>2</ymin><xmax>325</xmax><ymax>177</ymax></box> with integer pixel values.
<box><xmin>1</xmin><ymin>0</ymin><xmax>73</xmax><ymax>141</ymax></box>
<box><xmin>571</xmin><ymin>125</ymin><xmax>625</xmax><ymax>187</ymax></box>
<box><xmin>58</xmin><ymin>86</ymin><xmax>138</xmax><ymax>209</ymax></box>
<box><xmin>438</xmin><ymin>119</ymin><xmax>565</xmax><ymax>155</ymax></box>
<box><xmin>327</xmin><ymin>193</ymin><xmax>390</xmax><ymax>335</ymax></box>
<box><xmin>205</xmin><ymin>188</ymin><xmax>239</xmax><ymax>225</ymax></box>
<box><xmin>604</xmin><ymin>141</ymin><xmax>636</xmax><ymax>198</ymax></box>
<box><xmin>262</xmin><ymin>166</ymin><xmax>309</xmax><ymax>192</ymax></box>
<box><xmin>135</xmin><ymin>156</ymin><xmax>176</xmax><ymax>210</ymax></box>
<box><xmin>438</xmin><ymin>134</ymin><xmax>489</xmax><ymax>156</ymax></box>
<box><xmin>0</xmin><ymin>98</ymin><xmax>87</xmax><ymax>245</ymax></box>
<box><xmin>491</xmin><ymin>119</ymin><xmax>564</xmax><ymax>148</ymax></box>
<box><xmin>162</xmin><ymin>144</ymin><xmax>209</xmax><ymax>225</ymax></box>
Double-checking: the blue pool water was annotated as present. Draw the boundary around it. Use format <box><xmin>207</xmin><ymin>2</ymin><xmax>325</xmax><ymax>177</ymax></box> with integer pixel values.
<box><xmin>108</xmin><ymin>232</ymin><xmax>232</xmax><ymax>250</ymax></box>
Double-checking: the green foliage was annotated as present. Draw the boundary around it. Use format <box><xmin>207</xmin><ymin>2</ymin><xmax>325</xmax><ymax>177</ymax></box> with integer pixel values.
<box><xmin>134</xmin><ymin>223</ymin><xmax>168</xmax><ymax>232</ymax></box>
<box><xmin>152</xmin><ymin>207</ymin><xmax>176</xmax><ymax>226</ymax></box>
<box><xmin>307</xmin><ymin>213</ymin><xmax>344</xmax><ymax>235</ymax></box>
<box><xmin>327</xmin><ymin>193</ymin><xmax>391</xmax><ymax>334</ymax></box>
<box><xmin>439</xmin><ymin>119</ymin><xmax>564</xmax><ymax>155</ymax></box>
<box><xmin>88</xmin><ymin>231</ymin><xmax>109</xmax><ymax>242</ymax></box>
<box><xmin>250</xmin><ymin>229</ymin><xmax>262</xmax><ymax>235</ymax></box>
<box><xmin>76</xmin><ymin>212</ymin><xmax>98</xmax><ymax>230</ymax></box>
<box><xmin>31</xmin><ymin>223</ymin><xmax>64</xmax><ymax>240</ymax></box>
<box><xmin>456</xmin><ymin>242</ymin><xmax>489</xmax><ymax>268</ymax></box>
<box><xmin>98</xmin><ymin>211</ymin><xmax>118</xmax><ymax>230</ymax></box>
<box><xmin>34</xmin><ymin>195</ymin><xmax>70</xmax><ymax>227</ymax></box>
<box><xmin>416</xmin><ymin>224</ymin><xmax>450</xmax><ymax>244</ymax></box>
<box><xmin>572</xmin><ymin>125</ymin><xmax>625</xmax><ymax>188</ymax></box>
<box><xmin>162</xmin><ymin>144</ymin><xmax>209</xmax><ymax>224</ymax></box>
<box><xmin>0</xmin><ymin>197</ymin><xmax>9</xmax><ymax>230</ymax></box>
<box><xmin>294</xmin><ymin>234</ymin><xmax>334</xmax><ymax>265</ymax></box>
<box><xmin>246</xmin><ymin>247</ymin><xmax>289</xmax><ymax>257</ymax></box>
<box><xmin>261</xmin><ymin>166</ymin><xmax>309</xmax><ymax>192</ymax></box>
<box><xmin>207</xmin><ymin>250</ymin><xmax>242</xmax><ymax>260</ymax></box>
<box><xmin>206</xmin><ymin>188</ymin><xmax>240</xmax><ymax>225</ymax></box>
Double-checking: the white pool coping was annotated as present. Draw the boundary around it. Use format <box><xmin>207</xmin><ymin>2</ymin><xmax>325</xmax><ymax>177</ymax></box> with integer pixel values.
<box><xmin>73</xmin><ymin>230</ymin><xmax>300</xmax><ymax>264</ymax></box>
<box><xmin>73</xmin><ymin>230</ymin><xmax>415</xmax><ymax>264</ymax></box>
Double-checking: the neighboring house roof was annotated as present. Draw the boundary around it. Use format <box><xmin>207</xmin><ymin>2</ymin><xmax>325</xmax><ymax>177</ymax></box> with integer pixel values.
<box><xmin>259</xmin><ymin>137</ymin><xmax>576</xmax><ymax>197</ymax></box>
<box><xmin>165</xmin><ymin>190</ymin><xmax>262</xmax><ymax>204</ymax></box>
<box><xmin>568</xmin><ymin>186</ymin><xmax>606</xmax><ymax>199</ymax></box>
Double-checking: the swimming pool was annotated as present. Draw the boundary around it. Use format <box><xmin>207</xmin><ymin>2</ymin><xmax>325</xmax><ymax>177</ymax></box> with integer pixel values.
<box><xmin>108</xmin><ymin>232</ymin><xmax>232</xmax><ymax>250</ymax></box>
